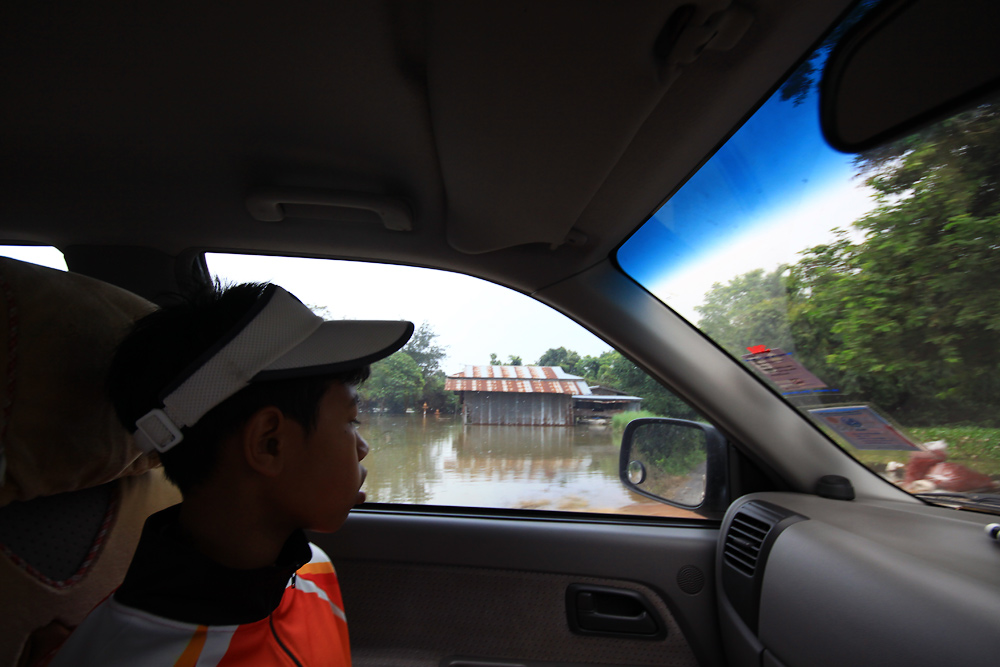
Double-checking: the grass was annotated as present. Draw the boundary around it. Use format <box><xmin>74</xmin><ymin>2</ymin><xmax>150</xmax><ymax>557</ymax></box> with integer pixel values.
<box><xmin>850</xmin><ymin>426</ymin><xmax>1000</xmax><ymax>476</ymax></box>
<box><xmin>908</xmin><ymin>426</ymin><xmax>1000</xmax><ymax>459</ymax></box>
<box><xmin>611</xmin><ymin>410</ymin><xmax>661</xmax><ymax>434</ymax></box>
<box><xmin>909</xmin><ymin>426</ymin><xmax>1000</xmax><ymax>475</ymax></box>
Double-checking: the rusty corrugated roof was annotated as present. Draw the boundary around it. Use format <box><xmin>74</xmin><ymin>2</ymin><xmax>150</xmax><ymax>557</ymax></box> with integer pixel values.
<box><xmin>451</xmin><ymin>365</ymin><xmax>584</xmax><ymax>380</ymax></box>
<box><xmin>445</xmin><ymin>365</ymin><xmax>591</xmax><ymax>395</ymax></box>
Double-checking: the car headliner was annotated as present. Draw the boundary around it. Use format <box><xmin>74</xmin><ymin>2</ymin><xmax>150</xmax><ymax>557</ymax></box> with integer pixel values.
<box><xmin>1</xmin><ymin>0</ymin><xmax>855</xmax><ymax>295</ymax></box>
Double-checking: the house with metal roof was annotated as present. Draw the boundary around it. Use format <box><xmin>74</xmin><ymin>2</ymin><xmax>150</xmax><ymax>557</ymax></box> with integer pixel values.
<box><xmin>445</xmin><ymin>365</ymin><xmax>591</xmax><ymax>426</ymax></box>
<box><xmin>573</xmin><ymin>388</ymin><xmax>643</xmax><ymax>422</ymax></box>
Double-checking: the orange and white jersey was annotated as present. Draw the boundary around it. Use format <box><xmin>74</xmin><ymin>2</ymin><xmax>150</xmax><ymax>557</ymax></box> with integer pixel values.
<box><xmin>51</xmin><ymin>544</ymin><xmax>350</xmax><ymax>666</ymax></box>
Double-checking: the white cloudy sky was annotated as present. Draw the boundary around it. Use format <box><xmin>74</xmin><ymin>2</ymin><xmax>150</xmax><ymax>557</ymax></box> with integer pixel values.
<box><xmin>205</xmin><ymin>253</ymin><xmax>613</xmax><ymax>373</ymax></box>
<box><xmin>650</xmin><ymin>178</ymin><xmax>876</xmax><ymax>321</ymax></box>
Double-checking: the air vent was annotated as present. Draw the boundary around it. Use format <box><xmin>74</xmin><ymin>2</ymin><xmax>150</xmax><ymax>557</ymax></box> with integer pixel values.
<box><xmin>723</xmin><ymin>511</ymin><xmax>770</xmax><ymax>576</ymax></box>
<box><xmin>721</xmin><ymin>500</ymin><xmax>806</xmax><ymax>633</ymax></box>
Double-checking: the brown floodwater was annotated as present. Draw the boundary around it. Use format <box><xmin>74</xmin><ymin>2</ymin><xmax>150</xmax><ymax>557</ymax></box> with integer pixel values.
<box><xmin>360</xmin><ymin>413</ymin><xmax>699</xmax><ymax>519</ymax></box>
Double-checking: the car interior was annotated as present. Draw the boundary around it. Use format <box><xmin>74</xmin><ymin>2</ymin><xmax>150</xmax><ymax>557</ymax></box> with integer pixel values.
<box><xmin>2</xmin><ymin>0</ymin><xmax>1000</xmax><ymax>666</ymax></box>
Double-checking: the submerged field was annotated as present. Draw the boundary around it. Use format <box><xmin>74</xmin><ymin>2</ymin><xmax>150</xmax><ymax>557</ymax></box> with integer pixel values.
<box><xmin>360</xmin><ymin>413</ymin><xmax>700</xmax><ymax>518</ymax></box>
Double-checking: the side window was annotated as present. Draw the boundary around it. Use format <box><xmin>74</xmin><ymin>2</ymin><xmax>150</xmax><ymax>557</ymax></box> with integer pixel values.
<box><xmin>0</xmin><ymin>245</ymin><xmax>67</xmax><ymax>271</ymax></box>
<box><xmin>207</xmin><ymin>253</ymin><xmax>706</xmax><ymax>519</ymax></box>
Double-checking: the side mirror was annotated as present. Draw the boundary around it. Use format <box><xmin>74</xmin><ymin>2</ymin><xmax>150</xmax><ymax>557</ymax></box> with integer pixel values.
<box><xmin>619</xmin><ymin>418</ymin><xmax>728</xmax><ymax>518</ymax></box>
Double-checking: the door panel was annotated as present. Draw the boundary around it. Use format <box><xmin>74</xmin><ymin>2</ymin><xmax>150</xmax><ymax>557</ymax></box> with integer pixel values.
<box><xmin>313</xmin><ymin>511</ymin><xmax>724</xmax><ymax>667</ymax></box>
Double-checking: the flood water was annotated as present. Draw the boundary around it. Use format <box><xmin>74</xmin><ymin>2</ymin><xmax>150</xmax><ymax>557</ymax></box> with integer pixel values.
<box><xmin>360</xmin><ymin>413</ymin><xmax>697</xmax><ymax>518</ymax></box>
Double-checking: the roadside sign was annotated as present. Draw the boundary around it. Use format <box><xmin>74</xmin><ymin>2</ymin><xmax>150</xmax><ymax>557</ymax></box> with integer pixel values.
<box><xmin>808</xmin><ymin>405</ymin><xmax>921</xmax><ymax>451</ymax></box>
<box><xmin>742</xmin><ymin>347</ymin><xmax>827</xmax><ymax>393</ymax></box>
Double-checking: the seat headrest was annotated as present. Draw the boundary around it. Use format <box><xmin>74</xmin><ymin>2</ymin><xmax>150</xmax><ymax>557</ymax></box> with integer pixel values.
<box><xmin>0</xmin><ymin>257</ymin><xmax>160</xmax><ymax>506</ymax></box>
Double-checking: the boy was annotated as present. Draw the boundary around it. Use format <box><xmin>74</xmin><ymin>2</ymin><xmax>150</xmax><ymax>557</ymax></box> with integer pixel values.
<box><xmin>51</xmin><ymin>282</ymin><xmax>413</xmax><ymax>665</ymax></box>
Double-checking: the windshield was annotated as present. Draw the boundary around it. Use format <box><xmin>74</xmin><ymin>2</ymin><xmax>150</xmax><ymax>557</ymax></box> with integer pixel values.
<box><xmin>616</xmin><ymin>6</ymin><xmax>1000</xmax><ymax>508</ymax></box>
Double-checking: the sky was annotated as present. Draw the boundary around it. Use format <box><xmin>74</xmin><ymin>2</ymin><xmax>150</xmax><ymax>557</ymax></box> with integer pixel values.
<box><xmin>207</xmin><ymin>253</ymin><xmax>612</xmax><ymax>374</ymax></box>
<box><xmin>0</xmin><ymin>245</ymin><xmax>68</xmax><ymax>271</ymax></box>
<box><xmin>648</xmin><ymin>177</ymin><xmax>875</xmax><ymax>321</ymax></box>
<box><xmin>616</xmin><ymin>65</ymin><xmax>878</xmax><ymax>322</ymax></box>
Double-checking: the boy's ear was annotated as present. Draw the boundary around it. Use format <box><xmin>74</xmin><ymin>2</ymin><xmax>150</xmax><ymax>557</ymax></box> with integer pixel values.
<box><xmin>240</xmin><ymin>406</ymin><xmax>294</xmax><ymax>477</ymax></box>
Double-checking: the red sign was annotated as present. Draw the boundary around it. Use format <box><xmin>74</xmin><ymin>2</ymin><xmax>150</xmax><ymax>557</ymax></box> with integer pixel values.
<box><xmin>742</xmin><ymin>347</ymin><xmax>827</xmax><ymax>393</ymax></box>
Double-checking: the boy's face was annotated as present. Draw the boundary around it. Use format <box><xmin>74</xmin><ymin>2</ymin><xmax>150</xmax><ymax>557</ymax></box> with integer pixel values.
<box><xmin>279</xmin><ymin>380</ymin><xmax>369</xmax><ymax>533</ymax></box>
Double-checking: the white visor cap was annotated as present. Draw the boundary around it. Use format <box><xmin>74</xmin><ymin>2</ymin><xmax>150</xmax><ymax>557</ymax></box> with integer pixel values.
<box><xmin>134</xmin><ymin>285</ymin><xmax>413</xmax><ymax>453</ymax></box>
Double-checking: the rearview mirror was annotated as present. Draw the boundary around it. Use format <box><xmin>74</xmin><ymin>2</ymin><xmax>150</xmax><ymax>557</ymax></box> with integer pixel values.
<box><xmin>821</xmin><ymin>0</ymin><xmax>1000</xmax><ymax>152</ymax></box>
<box><xmin>619</xmin><ymin>418</ymin><xmax>728</xmax><ymax>517</ymax></box>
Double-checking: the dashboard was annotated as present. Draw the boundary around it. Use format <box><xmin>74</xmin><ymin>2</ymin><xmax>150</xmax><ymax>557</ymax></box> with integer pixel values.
<box><xmin>718</xmin><ymin>492</ymin><xmax>1000</xmax><ymax>666</ymax></box>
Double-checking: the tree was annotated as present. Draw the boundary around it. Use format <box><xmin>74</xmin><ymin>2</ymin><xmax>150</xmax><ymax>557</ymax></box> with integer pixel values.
<box><xmin>400</xmin><ymin>323</ymin><xmax>459</xmax><ymax>413</ymax></box>
<box><xmin>777</xmin><ymin>0</ymin><xmax>880</xmax><ymax>105</ymax></box>
<box><xmin>401</xmin><ymin>321</ymin><xmax>447</xmax><ymax>377</ymax></box>
<box><xmin>572</xmin><ymin>352</ymin><xmax>609</xmax><ymax>380</ymax></box>
<box><xmin>695</xmin><ymin>268</ymin><xmax>795</xmax><ymax>358</ymax></box>
<box><xmin>539</xmin><ymin>347</ymin><xmax>696</xmax><ymax>419</ymax></box>
<box><xmin>421</xmin><ymin>370</ymin><xmax>460</xmax><ymax>414</ymax></box>
<box><xmin>698</xmin><ymin>99</ymin><xmax>1000</xmax><ymax>424</ymax></box>
<box><xmin>791</xmin><ymin>100</ymin><xmax>1000</xmax><ymax>423</ymax></box>
<box><xmin>486</xmin><ymin>352</ymin><xmax>523</xmax><ymax>366</ymax></box>
<box><xmin>361</xmin><ymin>351</ymin><xmax>425</xmax><ymax>413</ymax></box>
<box><xmin>537</xmin><ymin>346</ymin><xmax>581</xmax><ymax>371</ymax></box>
<box><xmin>590</xmin><ymin>351</ymin><xmax>696</xmax><ymax>419</ymax></box>
<box><xmin>307</xmin><ymin>304</ymin><xmax>332</xmax><ymax>319</ymax></box>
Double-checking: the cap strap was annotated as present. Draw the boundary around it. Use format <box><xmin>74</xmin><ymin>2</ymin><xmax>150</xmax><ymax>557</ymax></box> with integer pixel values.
<box><xmin>134</xmin><ymin>408</ymin><xmax>184</xmax><ymax>453</ymax></box>
<box><xmin>133</xmin><ymin>288</ymin><xmax>322</xmax><ymax>453</ymax></box>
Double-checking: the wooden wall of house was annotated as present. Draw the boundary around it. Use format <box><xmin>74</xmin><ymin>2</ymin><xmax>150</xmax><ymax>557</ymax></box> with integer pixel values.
<box><xmin>463</xmin><ymin>392</ymin><xmax>573</xmax><ymax>426</ymax></box>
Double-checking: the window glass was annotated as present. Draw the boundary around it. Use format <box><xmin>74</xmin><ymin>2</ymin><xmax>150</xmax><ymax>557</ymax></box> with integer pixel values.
<box><xmin>207</xmin><ymin>252</ymin><xmax>705</xmax><ymax>518</ymax></box>
<box><xmin>617</xmin><ymin>5</ymin><xmax>1000</xmax><ymax>513</ymax></box>
<box><xmin>0</xmin><ymin>245</ymin><xmax>67</xmax><ymax>271</ymax></box>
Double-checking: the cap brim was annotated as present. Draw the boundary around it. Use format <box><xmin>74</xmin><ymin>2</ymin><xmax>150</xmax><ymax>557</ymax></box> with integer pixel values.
<box><xmin>252</xmin><ymin>319</ymin><xmax>414</xmax><ymax>381</ymax></box>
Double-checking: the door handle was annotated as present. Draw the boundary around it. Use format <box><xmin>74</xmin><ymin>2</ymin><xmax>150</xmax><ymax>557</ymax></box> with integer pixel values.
<box><xmin>565</xmin><ymin>584</ymin><xmax>666</xmax><ymax>639</ymax></box>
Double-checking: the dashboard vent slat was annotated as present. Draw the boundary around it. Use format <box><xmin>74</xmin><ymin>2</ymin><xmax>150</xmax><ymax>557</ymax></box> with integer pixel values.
<box><xmin>721</xmin><ymin>500</ymin><xmax>806</xmax><ymax>633</ymax></box>
<box><xmin>723</xmin><ymin>511</ymin><xmax>771</xmax><ymax>576</ymax></box>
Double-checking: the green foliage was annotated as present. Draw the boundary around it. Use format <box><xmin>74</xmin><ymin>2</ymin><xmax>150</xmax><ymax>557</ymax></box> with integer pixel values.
<box><xmin>421</xmin><ymin>370</ymin><xmax>460</xmax><ymax>413</ymax></box>
<box><xmin>377</xmin><ymin>323</ymin><xmax>459</xmax><ymax>413</ymax></box>
<box><xmin>695</xmin><ymin>268</ymin><xmax>795</xmax><ymax>355</ymax></box>
<box><xmin>850</xmin><ymin>426</ymin><xmax>1000</xmax><ymax>477</ymax></box>
<box><xmin>777</xmin><ymin>0</ymin><xmax>880</xmax><ymax>105</ymax></box>
<box><xmin>489</xmin><ymin>353</ymin><xmax>500</xmax><ymax>365</ymax></box>
<box><xmin>537</xmin><ymin>347</ymin><xmax>697</xmax><ymax>419</ymax></box>
<box><xmin>361</xmin><ymin>351</ymin><xmax>424</xmax><ymax>413</ymax></box>
<box><xmin>909</xmin><ymin>426</ymin><xmax>1000</xmax><ymax>464</ymax></box>
<box><xmin>611</xmin><ymin>410</ymin><xmax>661</xmax><ymax>434</ymax></box>
<box><xmin>589</xmin><ymin>351</ymin><xmax>696</xmax><ymax>419</ymax></box>
<box><xmin>697</xmin><ymin>99</ymin><xmax>1000</xmax><ymax>426</ymax></box>
<box><xmin>507</xmin><ymin>354</ymin><xmax>523</xmax><ymax>366</ymax></box>
<box><xmin>402</xmin><ymin>321</ymin><xmax>446</xmax><ymax>377</ymax></box>
<box><xmin>537</xmin><ymin>346</ymin><xmax>581</xmax><ymax>370</ymax></box>
<box><xmin>630</xmin><ymin>420</ymin><xmax>707</xmax><ymax>479</ymax></box>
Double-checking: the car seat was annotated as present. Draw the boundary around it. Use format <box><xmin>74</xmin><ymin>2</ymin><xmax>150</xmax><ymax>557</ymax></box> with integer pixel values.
<box><xmin>0</xmin><ymin>258</ymin><xmax>181</xmax><ymax>666</ymax></box>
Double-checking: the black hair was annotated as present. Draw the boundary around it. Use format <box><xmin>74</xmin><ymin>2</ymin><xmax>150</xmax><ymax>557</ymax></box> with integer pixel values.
<box><xmin>107</xmin><ymin>281</ymin><xmax>369</xmax><ymax>493</ymax></box>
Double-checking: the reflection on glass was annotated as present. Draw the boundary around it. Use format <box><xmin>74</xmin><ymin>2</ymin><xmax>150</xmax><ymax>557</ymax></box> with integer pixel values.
<box><xmin>615</xmin><ymin>0</ymin><xmax>1000</xmax><ymax>505</ymax></box>
<box><xmin>359</xmin><ymin>414</ymin><xmax>697</xmax><ymax>517</ymax></box>
<box><xmin>627</xmin><ymin>423</ymin><xmax>707</xmax><ymax>507</ymax></box>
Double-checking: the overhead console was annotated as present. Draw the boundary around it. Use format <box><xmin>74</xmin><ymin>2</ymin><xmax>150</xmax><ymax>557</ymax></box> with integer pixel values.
<box><xmin>717</xmin><ymin>492</ymin><xmax>1000</xmax><ymax>667</ymax></box>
